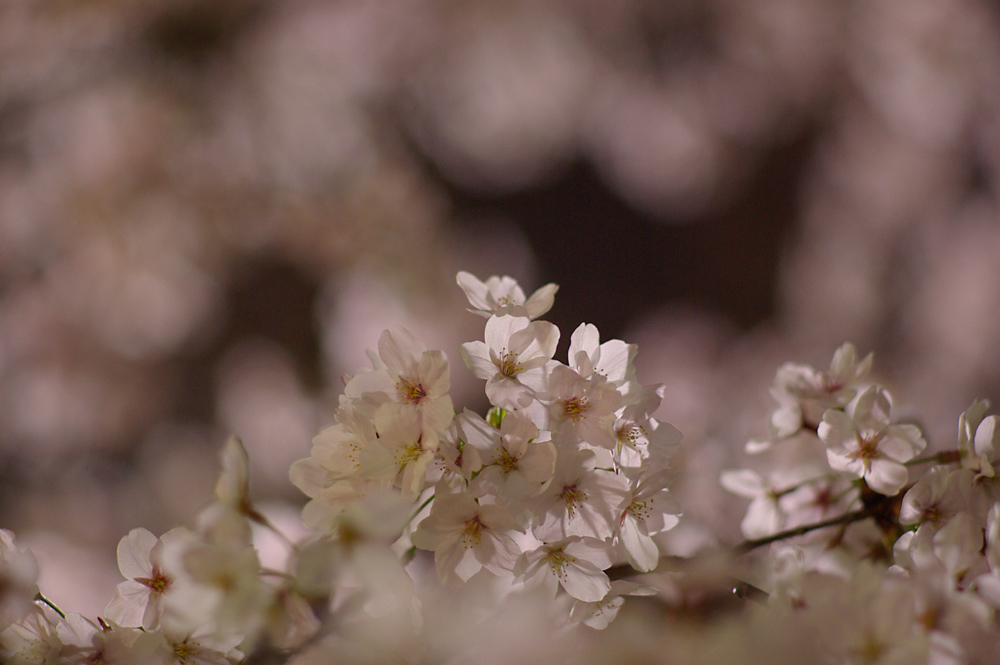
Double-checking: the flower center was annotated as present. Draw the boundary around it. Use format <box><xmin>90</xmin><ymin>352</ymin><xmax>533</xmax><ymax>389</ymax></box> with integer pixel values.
<box><xmin>561</xmin><ymin>397</ymin><xmax>590</xmax><ymax>422</ymax></box>
<box><xmin>461</xmin><ymin>517</ymin><xmax>483</xmax><ymax>548</ymax></box>
<box><xmin>397</xmin><ymin>377</ymin><xmax>427</xmax><ymax>404</ymax></box>
<box><xmin>618</xmin><ymin>423</ymin><xmax>645</xmax><ymax>445</ymax></box>
<box><xmin>497</xmin><ymin>350</ymin><xmax>523</xmax><ymax>378</ymax></box>
<box><xmin>497</xmin><ymin>449</ymin><xmax>520</xmax><ymax>474</ymax></box>
<box><xmin>846</xmin><ymin>430</ymin><xmax>885</xmax><ymax>471</ymax></box>
<box><xmin>395</xmin><ymin>439</ymin><xmax>425</xmax><ymax>467</ymax></box>
<box><xmin>626</xmin><ymin>499</ymin><xmax>651</xmax><ymax>521</ymax></box>
<box><xmin>544</xmin><ymin>548</ymin><xmax>577</xmax><ymax>581</ymax></box>
<box><xmin>560</xmin><ymin>485</ymin><xmax>588</xmax><ymax>517</ymax></box>
<box><xmin>820</xmin><ymin>375</ymin><xmax>844</xmax><ymax>394</ymax></box>
<box><xmin>173</xmin><ymin>640</ymin><xmax>201</xmax><ymax>664</ymax></box>
<box><xmin>135</xmin><ymin>566</ymin><xmax>172</xmax><ymax>594</ymax></box>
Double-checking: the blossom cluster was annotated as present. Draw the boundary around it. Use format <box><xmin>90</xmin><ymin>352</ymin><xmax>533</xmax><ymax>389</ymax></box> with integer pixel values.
<box><xmin>290</xmin><ymin>271</ymin><xmax>682</xmax><ymax>615</ymax></box>
<box><xmin>721</xmin><ymin>344</ymin><xmax>1000</xmax><ymax>662</ymax></box>
<box><xmin>3</xmin><ymin>272</ymin><xmax>1000</xmax><ymax>664</ymax></box>
<box><xmin>0</xmin><ymin>271</ymin><xmax>683</xmax><ymax>663</ymax></box>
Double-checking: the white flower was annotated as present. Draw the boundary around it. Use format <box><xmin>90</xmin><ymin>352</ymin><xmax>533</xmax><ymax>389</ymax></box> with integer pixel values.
<box><xmin>196</xmin><ymin>436</ymin><xmax>258</xmax><ymax>543</ymax></box>
<box><xmin>513</xmin><ymin>536</ymin><xmax>613</xmax><ymax>602</ymax></box>
<box><xmin>460</xmin><ymin>314</ymin><xmax>559</xmax><ymax>411</ymax></box>
<box><xmin>56</xmin><ymin>614</ymin><xmax>141</xmax><ymax>665</ymax></box>
<box><xmin>105</xmin><ymin>527</ymin><xmax>189</xmax><ymax>629</ymax></box>
<box><xmin>426</xmin><ymin>410</ymin><xmax>484</xmax><ymax>484</ymax></box>
<box><xmin>612</xmin><ymin>384</ymin><xmax>680</xmax><ymax>474</ymax></box>
<box><xmin>130</xmin><ymin>623</ymin><xmax>241</xmax><ymax>665</ymax></box>
<box><xmin>759</xmin><ymin>342</ymin><xmax>873</xmax><ymax>446</ymax></box>
<box><xmin>0</xmin><ymin>530</ymin><xmax>38</xmax><ymax>633</ymax></box>
<box><xmin>159</xmin><ymin>529</ymin><xmax>272</xmax><ymax>642</ymax></box>
<box><xmin>411</xmin><ymin>491</ymin><xmax>522</xmax><ymax>584</ymax></box>
<box><xmin>567</xmin><ymin>323</ymin><xmax>636</xmax><ymax>394</ymax></box>
<box><xmin>899</xmin><ymin>466</ymin><xmax>979</xmax><ymax>528</ymax></box>
<box><xmin>306</xmin><ymin>408</ymin><xmax>378</xmax><ymax>482</ymax></box>
<box><xmin>719</xmin><ymin>469</ymin><xmax>787</xmax><ymax>539</ymax></box>
<box><xmin>467</xmin><ymin>409</ymin><xmax>557</xmax><ymax>505</ymax></box>
<box><xmin>615</xmin><ymin>472</ymin><xmax>680</xmax><ymax>572</ymax></box>
<box><xmin>819</xmin><ymin>386</ymin><xmax>926</xmax><ymax>495</ymax></box>
<box><xmin>530</xmin><ymin>447</ymin><xmax>630</xmax><ymax>542</ymax></box>
<box><xmin>0</xmin><ymin>607</ymin><xmax>62</xmax><ymax>665</ymax></box>
<box><xmin>359</xmin><ymin>405</ymin><xmax>439</xmax><ymax>497</ymax></box>
<box><xmin>544</xmin><ymin>364</ymin><xmax>622</xmax><ymax>450</ymax></box>
<box><xmin>957</xmin><ymin>399</ymin><xmax>1000</xmax><ymax>481</ymax></box>
<box><xmin>456</xmin><ymin>271</ymin><xmax>558</xmax><ymax>320</ymax></box>
<box><xmin>344</xmin><ymin>326</ymin><xmax>454</xmax><ymax>436</ymax></box>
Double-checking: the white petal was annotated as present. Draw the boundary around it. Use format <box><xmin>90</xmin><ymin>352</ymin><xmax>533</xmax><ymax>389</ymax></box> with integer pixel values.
<box><xmin>117</xmin><ymin>528</ymin><xmax>157</xmax><ymax>579</ymax></box>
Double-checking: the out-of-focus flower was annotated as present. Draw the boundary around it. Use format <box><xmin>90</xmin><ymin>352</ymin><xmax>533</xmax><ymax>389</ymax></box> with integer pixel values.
<box><xmin>0</xmin><ymin>530</ymin><xmax>38</xmax><ymax>633</ymax></box>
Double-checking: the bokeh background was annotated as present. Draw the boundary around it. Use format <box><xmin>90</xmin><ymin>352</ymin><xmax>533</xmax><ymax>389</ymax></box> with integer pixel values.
<box><xmin>3</xmin><ymin>0</ymin><xmax>1000</xmax><ymax>616</ymax></box>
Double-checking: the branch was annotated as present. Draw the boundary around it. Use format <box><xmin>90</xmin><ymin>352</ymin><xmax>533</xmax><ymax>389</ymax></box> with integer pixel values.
<box><xmin>731</xmin><ymin>509</ymin><xmax>869</xmax><ymax>555</ymax></box>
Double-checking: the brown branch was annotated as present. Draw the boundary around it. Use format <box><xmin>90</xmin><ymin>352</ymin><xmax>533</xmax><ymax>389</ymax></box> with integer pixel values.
<box><xmin>731</xmin><ymin>509</ymin><xmax>870</xmax><ymax>555</ymax></box>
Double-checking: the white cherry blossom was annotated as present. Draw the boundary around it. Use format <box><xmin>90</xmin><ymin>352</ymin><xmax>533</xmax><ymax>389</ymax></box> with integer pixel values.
<box><xmin>467</xmin><ymin>409</ymin><xmax>557</xmax><ymax>505</ymax></box>
<box><xmin>819</xmin><ymin>385</ymin><xmax>926</xmax><ymax>495</ymax></box>
<box><xmin>411</xmin><ymin>491</ymin><xmax>522</xmax><ymax>584</ymax></box>
<box><xmin>530</xmin><ymin>447</ymin><xmax>630</xmax><ymax>542</ymax></box>
<box><xmin>514</xmin><ymin>536</ymin><xmax>613</xmax><ymax>602</ymax></box>
<box><xmin>0</xmin><ymin>607</ymin><xmax>62</xmax><ymax>665</ymax></box>
<box><xmin>615</xmin><ymin>471</ymin><xmax>680</xmax><ymax>572</ymax></box>
<box><xmin>456</xmin><ymin>271</ymin><xmax>558</xmax><ymax>320</ymax></box>
<box><xmin>105</xmin><ymin>527</ymin><xmax>189</xmax><ymax>629</ymax></box>
<box><xmin>460</xmin><ymin>314</ymin><xmax>559</xmax><ymax>411</ymax></box>
<box><xmin>567</xmin><ymin>323</ymin><xmax>637</xmax><ymax>394</ymax></box>
<box><xmin>544</xmin><ymin>364</ymin><xmax>622</xmax><ymax>450</ymax></box>
<box><xmin>344</xmin><ymin>326</ymin><xmax>454</xmax><ymax>436</ymax></box>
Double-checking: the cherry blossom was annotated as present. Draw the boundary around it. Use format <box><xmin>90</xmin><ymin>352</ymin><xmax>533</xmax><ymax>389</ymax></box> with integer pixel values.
<box><xmin>544</xmin><ymin>364</ymin><xmax>622</xmax><ymax>450</ymax></box>
<box><xmin>466</xmin><ymin>409</ymin><xmax>557</xmax><ymax>505</ymax></box>
<box><xmin>567</xmin><ymin>323</ymin><xmax>637</xmax><ymax>394</ymax></box>
<box><xmin>455</xmin><ymin>271</ymin><xmax>558</xmax><ymax>320</ymax></box>
<box><xmin>460</xmin><ymin>314</ymin><xmax>559</xmax><ymax>411</ymax></box>
<box><xmin>105</xmin><ymin>527</ymin><xmax>188</xmax><ymax>629</ymax></box>
<box><xmin>514</xmin><ymin>536</ymin><xmax>613</xmax><ymax>602</ymax></box>
<box><xmin>411</xmin><ymin>491</ymin><xmax>522</xmax><ymax>584</ymax></box>
<box><xmin>344</xmin><ymin>326</ymin><xmax>454</xmax><ymax>436</ymax></box>
<box><xmin>819</xmin><ymin>386</ymin><xmax>926</xmax><ymax>495</ymax></box>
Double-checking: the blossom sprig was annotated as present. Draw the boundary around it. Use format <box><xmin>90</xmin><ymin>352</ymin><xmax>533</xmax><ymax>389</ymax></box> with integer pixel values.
<box><xmin>287</xmin><ymin>271</ymin><xmax>683</xmax><ymax>620</ymax></box>
<box><xmin>721</xmin><ymin>347</ymin><xmax>1000</xmax><ymax>663</ymax></box>
<box><xmin>5</xmin><ymin>272</ymin><xmax>1000</xmax><ymax>664</ymax></box>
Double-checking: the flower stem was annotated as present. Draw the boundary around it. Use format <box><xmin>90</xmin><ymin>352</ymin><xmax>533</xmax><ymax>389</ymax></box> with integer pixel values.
<box><xmin>35</xmin><ymin>592</ymin><xmax>65</xmax><ymax>619</ymax></box>
<box><xmin>904</xmin><ymin>450</ymin><xmax>962</xmax><ymax>466</ymax></box>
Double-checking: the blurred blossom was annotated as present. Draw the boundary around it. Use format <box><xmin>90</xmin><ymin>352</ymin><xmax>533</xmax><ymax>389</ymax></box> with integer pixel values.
<box><xmin>405</xmin><ymin>4</ymin><xmax>592</xmax><ymax>190</ymax></box>
<box><xmin>215</xmin><ymin>340</ymin><xmax>320</xmax><ymax>494</ymax></box>
<box><xmin>848</xmin><ymin>0</ymin><xmax>1000</xmax><ymax>149</ymax></box>
<box><xmin>53</xmin><ymin>226</ymin><xmax>222</xmax><ymax>361</ymax></box>
<box><xmin>21</xmin><ymin>533</ymin><xmax>120</xmax><ymax>620</ymax></box>
<box><xmin>587</xmin><ymin>81</ymin><xmax>723</xmax><ymax>217</ymax></box>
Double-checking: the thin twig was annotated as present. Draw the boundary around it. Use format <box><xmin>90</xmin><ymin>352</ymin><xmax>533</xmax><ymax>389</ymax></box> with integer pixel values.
<box><xmin>732</xmin><ymin>509</ymin><xmax>870</xmax><ymax>555</ymax></box>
